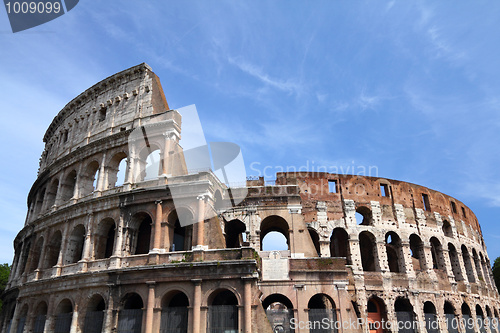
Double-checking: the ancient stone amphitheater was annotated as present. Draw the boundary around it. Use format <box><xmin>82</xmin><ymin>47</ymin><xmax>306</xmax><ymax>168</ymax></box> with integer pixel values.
<box><xmin>2</xmin><ymin>63</ymin><xmax>499</xmax><ymax>333</ymax></box>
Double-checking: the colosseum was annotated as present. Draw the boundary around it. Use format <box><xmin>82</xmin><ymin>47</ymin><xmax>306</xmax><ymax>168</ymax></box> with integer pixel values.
<box><xmin>2</xmin><ymin>63</ymin><xmax>500</xmax><ymax>333</ymax></box>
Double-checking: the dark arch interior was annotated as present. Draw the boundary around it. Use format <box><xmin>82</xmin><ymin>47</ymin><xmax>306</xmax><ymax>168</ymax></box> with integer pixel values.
<box><xmin>359</xmin><ymin>231</ymin><xmax>376</xmax><ymax>271</ymax></box>
<box><xmin>134</xmin><ymin>214</ymin><xmax>152</xmax><ymax>255</ymax></box>
<box><xmin>88</xmin><ymin>295</ymin><xmax>106</xmax><ymax>312</ymax></box>
<box><xmin>57</xmin><ymin>299</ymin><xmax>73</xmax><ymax>314</ymax></box>
<box><xmin>395</xmin><ymin>298</ymin><xmax>413</xmax><ymax>312</ymax></box>
<box><xmin>308</xmin><ymin>228</ymin><xmax>321</xmax><ymax>256</ymax></box>
<box><xmin>330</xmin><ymin>228</ymin><xmax>349</xmax><ymax>262</ymax></box>
<box><xmin>476</xmin><ymin>305</ymin><xmax>484</xmax><ymax>317</ymax></box>
<box><xmin>163</xmin><ymin>292</ymin><xmax>189</xmax><ymax>308</ymax></box>
<box><xmin>225</xmin><ymin>219</ymin><xmax>246</xmax><ymax>249</ymax></box>
<box><xmin>308</xmin><ymin>294</ymin><xmax>334</xmax><ymax>309</ymax></box>
<box><xmin>385</xmin><ymin>231</ymin><xmax>401</xmax><ymax>273</ymax></box>
<box><xmin>124</xmin><ymin>294</ymin><xmax>143</xmax><ymax>310</ymax></box>
<box><xmin>169</xmin><ymin>209</ymin><xmax>193</xmax><ymax>252</ymax></box>
<box><xmin>462</xmin><ymin>303</ymin><xmax>471</xmax><ymax>315</ymax></box>
<box><xmin>263</xmin><ymin>294</ymin><xmax>294</xmax><ymax>310</ymax></box>
<box><xmin>211</xmin><ymin>290</ymin><xmax>238</xmax><ymax>306</ymax></box>
<box><xmin>356</xmin><ymin>206</ymin><xmax>372</xmax><ymax>225</ymax></box>
<box><xmin>260</xmin><ymin>215</ymin><xmax>290</xmax><ymax>250</ymax></box>
<box><xmin>444</xmin><ymin>302</ymin><xmax>455</xmax><ymax>315</ymax></box>
<box><xmin>424</xmin><ymin>302</ymin><xmax>436</xmax><ymax>314</ymax></box>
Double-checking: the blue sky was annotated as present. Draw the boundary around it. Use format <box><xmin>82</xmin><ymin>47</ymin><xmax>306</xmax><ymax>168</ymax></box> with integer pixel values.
<box><xmin>1</xmin><ymin>1</ymin><xmax>500</xmax><ymax>264</ymax></box>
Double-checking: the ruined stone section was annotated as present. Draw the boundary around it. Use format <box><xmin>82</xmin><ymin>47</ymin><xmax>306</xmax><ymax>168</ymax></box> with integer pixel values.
<box><xmin>2</xmin><ymin>64</ymin><xmax>500</xmax><ymax>333</ymax></box>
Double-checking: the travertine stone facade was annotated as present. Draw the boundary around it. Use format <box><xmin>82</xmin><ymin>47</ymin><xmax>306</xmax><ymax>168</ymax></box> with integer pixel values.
<box><xmin>2</xmin><ymin>63</ymin><xmax>499</xmax><ymax>333</ymax></box>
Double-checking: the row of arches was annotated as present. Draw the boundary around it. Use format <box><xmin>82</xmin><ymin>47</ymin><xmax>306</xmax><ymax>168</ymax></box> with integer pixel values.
<box><xmin>14</xmin><ymin>209</ymin><xmax>194</xmax><ymax>278</ymax></box>
<box><xmin>6</xmin><ymin>288</ymin><xmax>240</xmax><ymax>333</ymax></box>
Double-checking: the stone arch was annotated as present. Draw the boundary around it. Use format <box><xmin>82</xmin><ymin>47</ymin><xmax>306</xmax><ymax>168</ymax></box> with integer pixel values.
<box><xmin>367</xmin><ymin>296</ymin><xmax>387</xmax><ymax>333</ymax></box>
<box><xmin>476</xmin><ymin>305</ymin><xmax>487</xmax><ymax>333</ymax></box>
<box><xmin>16</xmin><ymin>304</ymin><xmax>29</xmax><ymax>333</ymax></box>
<box><xmin>130</xmin><ymin>212</ymin><xmax>152</xmax><ymax>255</ymax></box>
<box><xmin>330</xmin><ymin>228</ymin><xmax>350</xmax><ymax>264</ymax></box>
<box><xmin>168</xmin><ymin>208</ymin><xmax>194</xmax><ymax>252</ymax></box>
<box><xmin>118</xmin><ymin>293</ymin><xmax>144</xmax><ymax>333</ymax></box>
<box><xmin>160</xmin><ymin>291</ymin><xmax>189</xmax><ymax>333</ymax></box>
<box><xmin>262</xmin><ymin>294</ymin><xmax>294</xmax><ymax>333</ymax></box>
<box><xmin>45</xmin><ymin>178</ymin><xmax>59</xmax><ymax>209</ymax></box>
<box><xmin>80</xmin><ymin>160</ymin><xmax>100</xmax><ymax>197</ymax></box>
<box><xmin>33</xmin><ymin>301</ymin><xmax>48</xmax><ymax>333</ymax></box>
<box><xmin>28</xmin><ymin>237</ymin><xmax>44</xmax><ymax>272</ymax></box>
<box><xmin>44</xmin><ymin>230</ymin><xmax>62</xmax><ymax>268</ymax></box>
<box><xmin>308</xmin><ymin>294</ymin><xmax>337</xmax><ymax>333</ymax></box>
<box><xmin>385</xmin><ymin>231</ymin><xmax>403</xmax><ymax>273</ymax></box>
<box><xmin>207</xmin><ymin>289</ymin><xmax>239</xmax><ymax>333</ymax></box>
<box><xmin>448</xmin><ymin>243</ymin><xmax>464</xmax><ymax>281</ymax></box>
<box><xmin>423</xmin><ymin>301</ymin><xmax>439</xmax><ymax>333</ymax></box>
<box><xmin>430</xmin><ymin>237</ymin><xmax>446</xmax><ymax>271</ymax></box>
<box><xmin>137</xmin><ymin>144</ymin><xmax>162</xmax><ymax>182</ymax></box>
<box><xmin>61</xmin><ymin>170</ymin><xmax>77</xmax><ymax>201</ymax></box>
<box><xmin>409</xmin><ymin>234</ymin><xmax>425</xmax><ymax>271</ymax></box>
<box><xmin>395</xmin><ymin>297</ymin><xmax>415</xmax><ymax>333</ymax></box>
<box><xmin>442</xmin><ymin>220</ymin><xmax>453</xmax><ymax>238</ymax></box>
<box><xmin>461</xmin><ymin>302</ymin><xmax>474</xmax><ymax>333</ymax></box>
<box><xmin>34</xmin><ymin>187</ymin><xmax>46</xmax><ymax>216</ymax></box>
<box><xmin>472</xmin><ymin>249</ymin><xmax>484</xmax><ymax>281</ymax></box>
<box><xmin>64</xmin><ymin>224</ymin><xmax>85</xmax><ymax>265</ymax></box>
<box><xmin>225</xmin><ymin>219</ymin><xmax>246</xmax><ymax>249</ymax></box>
<box><xmin>55</xmin><ymin>298</ymin><xmax>74</xmax><ymax>333</ymax></box>
<box><xmin>84</xmin><ymin>294</ymin><xmax>106</xmax><ymax>333</ymax></box>
<box><xmin>260</xmin><ymin>215</ymin><xmax>290</xmax><ymax>251</ymax></box>
<box><xmin>94</xmin><ymin>218</ymin><xmax>116</xmax><ymax>259</ymax></box>
<box><xmin>308</xmin><ymin>228</ymin><xmax>321</xmax><ymax>256</ymax></box>
<box><xmin>107</xmin><ymin>152</ymin><xmax>128</xmax><ymax>188</ymax></box>
<box><xmin>356</xmin><ymin>206</ymin><xmax>373</xmax><ymax>225</ymax></box>
<box><xmin>461</xmin><ymin>246</ymin><xmax>475</xmax><ymax>283</ymax></box>
<box><xmin>359</xmin><ymin>231</ymin><xmax>378</xmax><ymax>272</ymax></box>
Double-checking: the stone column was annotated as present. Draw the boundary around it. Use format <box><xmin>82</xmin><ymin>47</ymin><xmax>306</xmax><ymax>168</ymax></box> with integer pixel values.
<box><xmin>192</xmin><ymin>279</ymin><xmax>202</xmax><ymax>333</ymax></box>
<box><xmin>243</xmin><ymin>278</ymin><xmax>252</xmax><ymax>333</ymax></box>
<box><xmin>335</xmin><ymin>282</ymin><xmax>350</xmax><ymax>333</ymax></box>
<box><xmin>319</xmin><ymin>240</ymin><xmax>331</xmax><ymax>258</ymax></box>
<box><xmin>8</xmin><ymin>301</ymin><xmax>21</xmax><ymax>333</ymax></box>
<box><xmin>161</xmin><ymin>133</ymin><xmax>175</xmax><ymax>176</ymax></box>
<box><xmin>145</xmin><ymin>282</ymin><xmax>156</xmax><ymax>333</ymax></box>
<box><xmin>96</xmin><ymin>152</ymin><xmax>107</xmax><ymax>192</ymax></box>
<box><xmin>196</xmin><ymin>195</ymin><xmax>207</xmax><ymax>248</ymax></box>
<box><xmin>56</xmin><ymin>223</ymin><xmax>70</xmax><ymax>276</ymax></box>
<box><xmin>348</xmin><ymin>236</ymin><xmax>363</xmax><ymax>273</ymax></box>
<box><xmin>400</xmin><ymin>241</ymin><xmax>414</xmax><ymax>275</ymax></box>
<box><xmin>69</xmin><ymin>304</ymin><xmax>78</xmax><ymax>333</ymax></box>
<box><xmin>82</xmin><ymin>213</ymin><xmax>94</xmax><ymax>260</ymax></box>
<box><xmin>153</xmin><ymin>201</ymin><xmax>163</xmax><ymax>251</ymax></box>
<box><xmin>376</xmin><ymin>238</ymin><xmax>389</xmax><ymax>273</ymax></box>
<box><xmin>114</xmin><ymin>212</ymin><xmax>125</xmax><ymax>257</ymax></box>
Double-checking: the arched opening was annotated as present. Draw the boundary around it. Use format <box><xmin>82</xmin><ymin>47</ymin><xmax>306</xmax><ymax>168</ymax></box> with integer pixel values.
<box><xmin>444</xmin><ymin>302</ymin><xmax>458</xmax><ymax>333</ymax></box>
<box><xmin>423</xmin><ymin>302</ymin><xmax>439</xmax><ymax>333</ymax></box>
<box><xmin>355</xmin><ymin>206</ymin><xmax>372</xmax><ymax>225</ymax></box>
<box><xmin>34</xmin><ymin>188</ymin><xmax>46</xmax><ymax>216</ymax></box>
<box><xmin>330</xmin><ymin>228</ymin><xmax>350</xmax><ymax>264</ymax></box>
<box><xmin>168</xmin><ymin>209</ymin><xmax>194</xmax><ymax>252</ymax></box>
<box><xmin>461</xmin><ymin>246</ymin><xmax>475</xmax><ymax>283</ymax></box>
<box><xmin>107</xmin><ymin>153</ymin><xmax>128</xmax><ymax>188</ymax></box>
<box><xmin>385</xmin><ymin>232</ymin><xmax>402</xmax><ymax>273</ymax></box>
<box><xmin>61</xmin><ymin>170</ymin><xmax>77</xmax><ymax>201</ymax></box>
<box><xmin>95</xmin><ymin>218</ymin><xmax>116</xmax><ymax>259</ymax></box>
<box><xmin>367</xmin><ymin>297</ymin><xmax>387</xmax><ymax>333</ymax></box>
<box><xmin>486</xmin><ymin>306</ymin><xmax>497</xmax><ymax>333</ymax></box>
<box><xmin>409</xmin><ymin>234</ymin><xmax>425</xmax><ymax>271</ymax></box>
<box><xmin>28</xmin><ymin>237</ymin><xmax>43</xmax><ymax>272</ymax></box>
<box><xmin>160</xmin><ymin>291</ymin><xmax>189</xmax><ymax>333</ymax></box>
<box><xmin>480</xmin><ymin>253</ymin><xmax>491</xmax><ymax>285</ymax></box>
<box><xmin>260</xmin><ymin>216</ymin><xmax>290</xmax><ymax>251</ymax></box>
<box><xmin>45</xmin><ymin>179</ymin><xmax>59</xmax><ymax>209</ymax></box>
<box><xmin>44</xmin><ymin>230</ymin><xmax>62</xmax><ymax>268</ymax></box>
<box><xmin>461</xmin><ymin>303</ymin><xmax>474</xmax><ymax>333</ymax></box>
<box><xmin>308</xmin><ymin>228</ymin><xmax>321</xmax><ymax>257</ymax></box>
<box><xmin>394</xmin><ymin>298</ymin><xmax>415</xmax><ymax>333</ymax></box>
<box><xmin>80</xmin><ymin>161</ymin><xmax>100</xmax><ymax>197</ymax></box>
<box><xmin>84</xmin><ymin>294</ymin><xmax>105</xmax><ymax>333</ymax></box>
<box><xmin>442</xmin><ymin>220</ymin><xmax>453</xmax><ymax>237</ymax></box>
<box><xmin>308</xmin><ymin>294</ymin><xmax>337</xmax><ymax>333</ymax></box>
<box><xmin>55</xmin><ymin>299</ymin><xmax>73</xmax><ymax>333</ymax></box>
<box><xmin>359</xmin><ymin>231</ymin><xmax>377</xmax><ymax>272</ymax></box>
<box><xmin>430</xmin><ymin>237</ymin><xmax>446</xmax><ymax>271</ymax></box>
<box><xmin>262</xmin><ymin>294</ymin><xmax>294</xmax><ymax>333</ymax></box>
<box><xmin>472</xmin><ymin>249</ymin><xmax>484</xmax><ymax>281</ymax></box>
<box><xmin>143</xmin><ymin>148</ymin><xmax>161</xmax><ymax>181</ymax></box>
<box><xmin>225</xmin><ymin>219</ymin><xmax>246</xmax><ymax>249</ymax></box>
<box><xmin>16</xmin><ymin>305</ymin><xmax>28</xmax><ymax>333</ymax></box>
<box><xmin>132</xmin><ymin>213</ymin><xmax>152</xmax><ymax>255</ymax></box>
<box><xmin>118</xmin><ymin>293</ymin><xmax>143</xmax><ymax>333</ymax></box>
<box><xmin>476</xmin><ymin>305</ymin><xmax>487</xmax><ymax>333</ymax></box>
<box><xmin>33</xmin><ymin>301</ymin><xmax>48</xmax><ymax>333</ymax></box>
<box><xmin>208</xmin><ymin>289</ymin><xmax>238</xmax><ymax>333</ymax></box>
<box><xmin>64</xmin><ymin>224</ymin><xmax>85</xmax><ymax>265</ymax></box>
<box><xmin>448</xmin><ymin>243</ymin><xmax>463</xmax><ymax>281</ymax></box>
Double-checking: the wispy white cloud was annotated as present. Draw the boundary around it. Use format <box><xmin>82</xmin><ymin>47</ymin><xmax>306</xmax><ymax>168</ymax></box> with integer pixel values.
<box><xmin>227</xmin><ymin>56</ymin><xmax>305</xmax><ymax>96</ymax></box>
